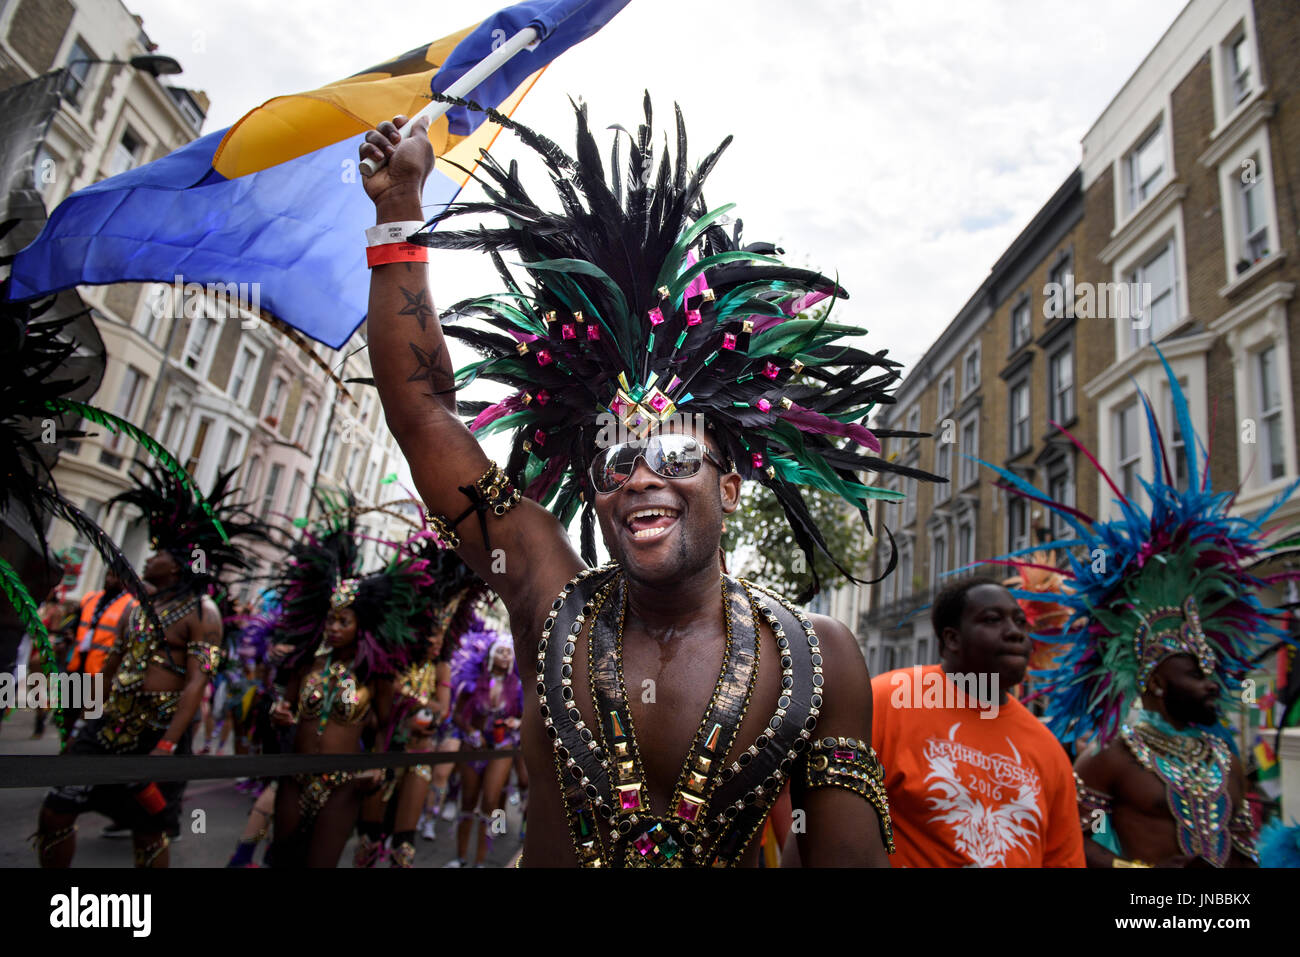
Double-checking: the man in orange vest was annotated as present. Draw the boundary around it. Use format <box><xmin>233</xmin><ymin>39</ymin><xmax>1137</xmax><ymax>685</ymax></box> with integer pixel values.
<box><xmin>65</xmin><ymin>569</ymin><xmax>136</xmax><ymax>724</ymax></box>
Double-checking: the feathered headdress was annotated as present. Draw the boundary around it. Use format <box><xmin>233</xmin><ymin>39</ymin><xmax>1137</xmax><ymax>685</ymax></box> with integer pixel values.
<box><xmin>449</xmin><ymin>620</ymin><xmax>522</xmax><ymax>724</ymax></box>
<box><xmin>403</xmin><ymin>530</ymin><xmax>489</xmax><ymax>663</ymax></box>
<box><xmin>409</xmin><ymin>93</ymin><xmax>935</xmax><ymax>596</ymax></box>
<box><xmin>982</xmin><ymin>350</ymin><xmax>1300</xmax><ymax>745</ymax></box>
<box><xmin>251</xmin><ymin>487</ymin><xmax>431</xmax><ymax>679</ymax></box>
<box><xmin>109</xmin><ymin>464</ymin><xmax>270</xmax><ymax>586</ymax></box>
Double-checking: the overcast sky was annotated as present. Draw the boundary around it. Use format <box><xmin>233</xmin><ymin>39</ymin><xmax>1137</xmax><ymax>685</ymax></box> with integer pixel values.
<box><xmin>125</xmin><ymin>0</ymin><xmax>1188</xmax><ymax>374</ymax></box>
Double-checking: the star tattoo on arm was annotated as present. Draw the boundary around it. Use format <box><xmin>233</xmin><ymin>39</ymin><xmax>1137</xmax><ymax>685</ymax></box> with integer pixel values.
<box><xmin>407</xmin><ymin>341</ymin><xmax>453</xmax><ymax>397</ymax></box>
<box><xmin>397</xmin><ymin>286</ymin><xmax>436</xmax><ymax>331</ymax></box>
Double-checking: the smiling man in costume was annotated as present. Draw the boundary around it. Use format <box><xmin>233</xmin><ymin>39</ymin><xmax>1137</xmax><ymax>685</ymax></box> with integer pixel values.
<box><xmin>361</xmin><ymin>95</ymin><xmax>936</xmax><ymax>866</ymax></box>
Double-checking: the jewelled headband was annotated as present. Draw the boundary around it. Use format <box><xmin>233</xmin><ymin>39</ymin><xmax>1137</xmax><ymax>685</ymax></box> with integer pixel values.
<box><xmin>330</xmin><ymin>577</ymin><xmax>361</xmax><ymax>611</ymax></box>
<box><xmin>410</xmin><ymin>93</ymin><xmax>935</xmax><ymax>597</ymax></box>
<box><xmin>1134</xmin><ymin>596</ymin><xmax>1218</xmax><ymax>692</ymax></box>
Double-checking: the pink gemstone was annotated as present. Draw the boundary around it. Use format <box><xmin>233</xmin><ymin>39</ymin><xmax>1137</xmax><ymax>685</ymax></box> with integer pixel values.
<box><xmin>833</xmin><ymin>749</ymin><xmax>855</xmax><ymax>761</ymax></box>
<box><xmin>667</xmin><ymin>375</ymin><xmax>682</xmax><ymax>392</ymax></box>
<box><xmin>648</xmin><ymin>392</ymin><xmax>668</xmax><ymax>413</ymax></box>
<box><xmin>634</xmin><ymin>833</ymin><xmax>655</xmax><ymax>855</ymax></box>
<box><xmin>756</xmin><ymin>398</ymin><xmax>771</xmax><ymax>413</ymax></box>
<box><xmin>686</xmin><ymin>308</ymin><xmax>702</xmax><ymax>326</ymax></box>
<box><xmin>562</xmin><ymin>324</ymin><xmax>577</xmax><ymax>339</ymax></box>
<box><xmin>536</xmin><ymin>389</ymin><xmax>550</xmax><ymax>406</ymax></box>
<box><xmin>648</xmin><ymin>307</ymin><xmax>665</xmax><ymax>326</ymax></box>
<box><xmin>536</xmin><ymin>349</ymin><xmax>553</xmax><ymax>366</ymax></box>
<box><xmin>587</xmin><ymin>325</ymin><xmax>601</xmax><ymax>340</ymax></box>
<box><xmin>620</xmin><ymin>788</ymin><xmax>642</xmax><ymax>810</ymax></box>
<box><xmin>610</xmin><ymin>397</ymin><xmax>627</xmax><ymax>416</ymax></box>
<box><xmin>752</xmin><ymin>453</ymin><xmax>765</xmax><ymax>469</ymax></box>
<box><xmin>722</xmin><ymin>333</ymin><xmax>737</xmax><ymax>350</ymax></box>
<box><xmin>676</xmin><ymin>798</ymin><xmax>701</xmax><ymax>821</ymax></box>
<box><xmin>534</xmin><ymin>429</ymin><xmax>546</xmax><ymax>446</ymax></box>
<box><xmin>763</xmin><ymin>361</ymin><xmax>781</xmax><ymax>379</ymax></box>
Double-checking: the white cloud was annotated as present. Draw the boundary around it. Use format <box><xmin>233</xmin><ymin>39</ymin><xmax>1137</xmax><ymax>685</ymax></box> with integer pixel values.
<box><xmin>125</xmin><ymin>0</ymin><xmax>1184</xmax><ymax>385</ymax></box>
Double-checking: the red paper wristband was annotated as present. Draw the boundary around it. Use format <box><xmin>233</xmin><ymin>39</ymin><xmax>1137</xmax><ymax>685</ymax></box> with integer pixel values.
<box><xmin>366</xmin><ymin>242</ymin><xmax>431</xmax><ymax>268</ymax></box>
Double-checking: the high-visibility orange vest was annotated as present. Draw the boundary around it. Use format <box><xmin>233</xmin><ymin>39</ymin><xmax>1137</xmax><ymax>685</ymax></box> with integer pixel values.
<box><xmin>67</xmin><ymin>590</ymin><xmax>136</xmax><ymax>675</ymax></box>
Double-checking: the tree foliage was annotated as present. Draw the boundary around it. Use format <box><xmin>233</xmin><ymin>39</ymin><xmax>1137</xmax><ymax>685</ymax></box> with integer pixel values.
<box><xmin>721</xmin><ymin>481</ymin><xmax>874</xmax><ymax>598</ymax></box>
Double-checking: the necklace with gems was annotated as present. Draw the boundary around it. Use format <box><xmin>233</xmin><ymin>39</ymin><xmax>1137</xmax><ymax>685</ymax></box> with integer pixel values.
<box><xmin>535</xmin><ymin>563</ymin><xmax>820</xmax><ymax>867</ymax></box>
<box><xmin>1121</xmin><ymin>713</ymin><xmax>1232</xmax><ymax>866</ymax></box>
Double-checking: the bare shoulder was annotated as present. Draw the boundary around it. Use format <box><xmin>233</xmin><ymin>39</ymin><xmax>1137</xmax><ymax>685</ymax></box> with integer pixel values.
<box><xmin>1075</xmin><ymin>737</ymin><xmax>1126</xmax><ymax>790</ymax></box>
<box><xmin>807</xmin><ymin>613</ymin><xmax>869</xmax><ymax>677</ymax></box>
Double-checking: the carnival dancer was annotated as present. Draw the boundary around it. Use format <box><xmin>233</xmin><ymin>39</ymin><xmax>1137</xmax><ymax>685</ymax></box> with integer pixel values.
<box><xmin>35</xmin><ymin>466</ymin><xmax>269</xmax><ymax>867</ymax></box>
<box><xmin>442</xmin><ymin>627</ymin><xmax>522</xmax><ymax>868</ymax></box>
<box><xmin>64</xmin><ymin>568</ymin><xmax>138</xmax><ymax>718</ymax></box>
<box><xmin>868</xmin><ymin>578</ymin><xmax>1086</xmax><ymax>867</ymax></box>
<box><xmin>355</xmin><ymin>537</ymin><xmax>487</xmax><ymax>867</ymax></box>
<box><xmin>361</xmin><ymin>95</ymin><xmax>936</xmax><ymax>866</ymax></box>
<box><xmin>263</xmin><ymin>496</ymin><xmax>429</xmax><ymax>867</ymax></box>
<box><xmin>982</xmin><ymin>354</ymin><xmax>1298</xmax><ymax>868</ymax></box>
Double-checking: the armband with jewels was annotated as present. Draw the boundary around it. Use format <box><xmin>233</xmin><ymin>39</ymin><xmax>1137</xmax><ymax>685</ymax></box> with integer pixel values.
<box><xmin>1073</xmin><ymin>770</ymin><xmax>1113</xmax><ymax>830</ymax></box>
<box><xmin>1111</xmin><ymin>857</ymin><xmax>1151</xmax><ymax>868</ymax></box>
<box><xmin>187</xmin><ymin>641</ymin><xmax>221</xmax><ymax>676</ymax></box>
<box><xmin>804</xmin><ymin>736</ymin><xmax>895</xmax><ymax>853</ymax></box>
<box><xmin>1228</xmin><ymin>801</ymin><xmax>1258</xmax><ymax>861</ymax></box>
<box><xmin>424</xmin><ymin>461</ymin><xmax>521</xmax><ymax>550</ymax></box>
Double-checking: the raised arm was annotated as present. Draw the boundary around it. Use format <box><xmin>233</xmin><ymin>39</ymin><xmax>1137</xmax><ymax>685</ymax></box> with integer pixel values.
<box><xmin>359</xmin><ymin>116</ymin><xmax>583</xmax><ymax>633</ymax></box>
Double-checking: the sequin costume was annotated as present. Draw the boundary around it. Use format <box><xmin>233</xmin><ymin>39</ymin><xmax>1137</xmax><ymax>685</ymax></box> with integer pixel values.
<box><xmin>38</xmin><ymin>466</ymin><xmax>269</xmax><ymax>865</ymax></box>
<box><xmin>447</xmin><ymin>627</ymin><xmax>522</xmax><ymax>776</ymax></box>
<box><xmin>982</xmin><ymin>351</ymin><xmax>1299</xmax><ymax>867</ymax></box>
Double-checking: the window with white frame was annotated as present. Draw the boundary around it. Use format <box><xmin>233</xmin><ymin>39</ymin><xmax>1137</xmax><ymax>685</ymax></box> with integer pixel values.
<box><xmin>1238</xmin><ymin>153</ymin><xmax>1270</xmax><ymax>264</ymax></box>
<box><xmin>61</xmin><ymin>38</ymin><xmax>94</xmax><ymax>108</ymax></box>
<box><xmin>183</xmin><ymin>316</ymin><xmax>217</xmax><ymax>372</ymax></box>
<box><xmin>294</xmin><ymin>400</ymin><xmax>317</xmax><ymax>446</ymax></box>
<box><xmin>104</xmin><ymin>366</ymin><xmax>146</xmax><ymax>452</ymax></box>
<box><xmin>260</xmin><ymin>464</ymin><xmax>283</xmax><ymax>519</ymax></box>
<box><xmin>107</xmin><ymin>126</ymin><xmax>145</xmax><ymax>178</ymax></box>
<box><xmin>346</xmin><ymin>447</ymin><xmax>362</xmax><ymax>486</ymax></box>
<box><xmin>159</xmin><ymin>401</ymin><xmax>186</xmax><ymax>452</ymax></box>
<box><xmin>1258</xmin><ymin>345</ymin><xmax>1285</xmax><ymax>482</ymax></box>
<box><xmin>321</xmin><ymin>426</ymin><xmax>340</xmax><ymax>473</ymax></box>
<box><xmin>1163</xmin><ymin>384</ymin><xmax>1190</xmax><ymax>492</ymax></box>
<box><xmin>958</xmin><ymin>517</ymin><xmax>975</xmax><ymax>569</ymax></box>
<box><xmin>903</xmin><ymin>474</ymin><xmax>917</xmax><ymax>526</ymax></box>
<box><xmin>962</xmin><ymin>343</ymin><xmax>981</xmax><ymax>395</ymax></box>
<box><xmin>960</xmin><ymin>415</ymin><xmax>979</xmax><ymax>487</ymax></box>
<box><xmin>1047</xmin><ymin>253</ymin><xmax>1074</xmax><ymax>309</ymax></box>
<box><xmin>228</xmin><ymin>344</ymin><xmax>261</xmax><ymax>407</ymax></box>
<box><xmin>915</xmin><ymin>637</ymin><xmax>933</xmax><ymax>666</ymax></box>
<box><xmin>185</xmin><ymin>416</ymin><xmax>214</xmax><ymax>476</ymax></box>
<box><xmin>1049</xmin><ymin>346</ymin><xmax>1074</xmax><ymax>424</ymax></box>
<box><xmin>363</xmin><ymin>460</ymin><xmax>378</xmax><ymax>499</ymax></box>
<box><xmin>906</xmin><ymin>406</ymin><xmax>920</xmax><ymax>438</ymax></box>
<box><xmin>1129</xmin><ymin>240</ymin><xmax>1177</xmax><ymax>349</ymax></box>
<box><xmin>264</xmin><ymin>375</ymin><xmax>288</xmax><ymax>424</ymax></box>
<box><xmin>1046</xmin><ymin>457</ymin><xmax>1074</xmax><ymax>539</ymax></box>
<box><xmin>1225</xmin><ymin>29</ymin><xmax>1253</xmax><ymax>107</ymax></box>
<box><xmin>244</xmin><ymin>456</ymin><xmax>262</xmax><ymax>499</ymax></box>
<box><xmin>1009</xmin><ymin>380</ymin><xmax>1030</xmax><ymax>455</ymax></box>
<box><xmin>1007</xmin><ymin>496</ymin><xmax>1029</xmax><ymax>553</ymax></box>
<box><xmin>1115</xmin><ymin>401</ymin><xmax>1141</xmax><ymax>501</ymax></box>
<box><xmin>938</xmin><ymin>371</ymin><xmax>955</xmax><ymax>418</ymax></box>
<box><xmin>899</xmin><ymin>543</ymin><xmax>913</xmax><ymax>600</ymax></box>
<box><xmin>934</xmin><ymin>444</ymin><xmax>951</xmax><ymax>503</ymax></box>
<box><xmin>287</xmin><ymin>469</ymin><xmax>306</xmax><ymax>518</ymax></box>
<box><xmin>359</xmin><ymin>392</ymin><xmax>373</xmax><ymax>428</ymax></box>
<box><xmin>1126</xmin><ymin>124</ymin><xmax>1166</xmax><ymax>212</ymax></box>
<box><xmin>1011</xmin><ymin>298</ymin><xmax>1031</xmax><ymax>350</ymax></box>
<box><xmin>134</xmin><ymin>285</ymin><xmax>164</xmax><ymax>342</ymax></box>
<box><xmin>217</xmin><ymin>427</ymin><xmax>242</xmax><ymax>475</ymax></box>
<box><xmin>931</xmin><ymin>531</ymin><xmax>948</xmax><ymax>588</ymax></box>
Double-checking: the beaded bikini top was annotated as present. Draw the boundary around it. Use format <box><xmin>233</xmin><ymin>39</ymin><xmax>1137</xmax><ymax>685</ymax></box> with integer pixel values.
<box><xmin>536</xmin><ymin>564</ymin><xmax>822</xmax><ymax>867</ymax></box>
<box><xmin>1121</xmin><ymin>712</ymin><xmax>1233</xmax><ymax>867</ymax></box>
<box><xmin>299</xmin><ymin>657</ymin><xmax>371</xmax><ymax>731</ymax></box>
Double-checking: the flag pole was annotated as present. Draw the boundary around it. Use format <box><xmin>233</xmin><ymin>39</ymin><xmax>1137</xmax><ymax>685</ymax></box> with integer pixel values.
<box><xmin>360</xmin><ymin>26</ymin><xmax>539</xmax><ymax>177</ymax></box>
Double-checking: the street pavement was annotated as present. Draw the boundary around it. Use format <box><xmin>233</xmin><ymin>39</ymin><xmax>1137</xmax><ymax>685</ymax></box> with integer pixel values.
<box><xmin>0</xmin><ymin>710</ymin><xmax>524</xmax><ymax>868</ymax></box>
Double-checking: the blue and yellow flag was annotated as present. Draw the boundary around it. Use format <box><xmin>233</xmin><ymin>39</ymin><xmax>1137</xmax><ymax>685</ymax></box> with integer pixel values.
<box><xmin>8</xmin><ymin>0</ymin><xmax>630</xmax><ymax>348</ymax></box>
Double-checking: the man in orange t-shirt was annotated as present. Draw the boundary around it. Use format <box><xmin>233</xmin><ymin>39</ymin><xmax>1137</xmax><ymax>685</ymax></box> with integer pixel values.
<box><xmin>872</xmin><ymin>577</ymin><xmax>1084</xmax><ymax>867</ymax></box>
